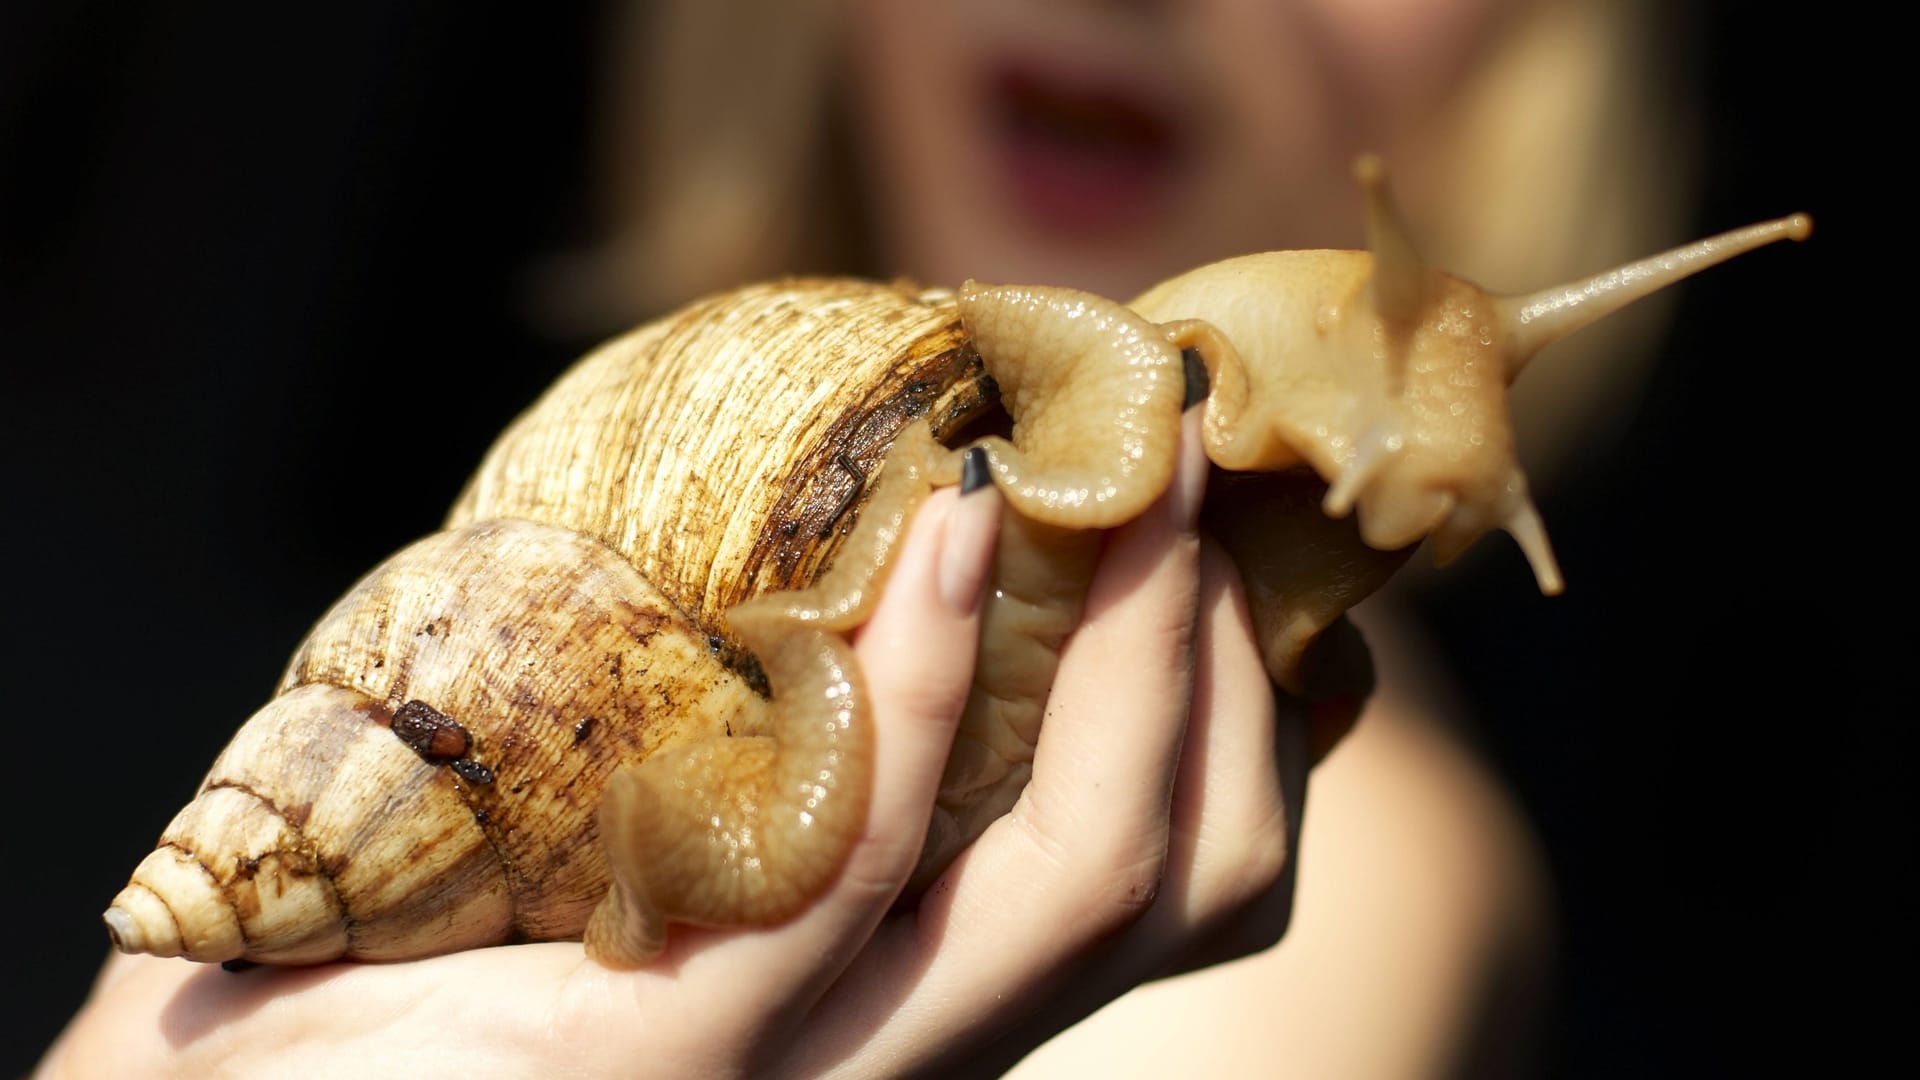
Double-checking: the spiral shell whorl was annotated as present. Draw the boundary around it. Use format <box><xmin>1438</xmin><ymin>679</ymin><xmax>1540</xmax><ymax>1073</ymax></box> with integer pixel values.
<box><xmin>102</xmin><ymin>181</ymin><xmax>1813</xmax><ymax>965</ymax></box>
<box><xmin>449</xmin><ymin>278</ymin><xmax>985</xmax><ymax>653</ymax></box>
<box><xmin>104</xmin><ymin>683</ymin><xmax>508</xmax><ymax>964</ymax></box>
<box><xmin>105</xmin><ymin>280</ymin><xmax>998</xmax><ymax>965</ymax></box>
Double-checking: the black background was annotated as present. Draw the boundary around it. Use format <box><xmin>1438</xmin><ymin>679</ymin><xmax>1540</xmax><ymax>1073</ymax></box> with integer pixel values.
<box><xmin>1</xmin><ymin>2</ymin><xmax>1886</xmax><ymax>1075</ymax></box>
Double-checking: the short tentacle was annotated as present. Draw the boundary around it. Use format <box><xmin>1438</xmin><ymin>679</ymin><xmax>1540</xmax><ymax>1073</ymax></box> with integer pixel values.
<box><xmin>1321</xmin><ymin>420</ymin><xmax>1404</xmax><ymax>520</ymax></box>
<box><xmin>1498</xmin><ymin>494</ymin><xmax>1563</xmax><ymax>596</ymax></box>
<box><xmin>1133</xmin><ymin>160</ymin><xmax>1809</xmax><ymax>598</ymax></box>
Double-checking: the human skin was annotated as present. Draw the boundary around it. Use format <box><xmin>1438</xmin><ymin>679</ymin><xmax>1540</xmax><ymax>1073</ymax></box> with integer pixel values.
<box><xmin>38</xmin><ymin>419</ymin><xmax>1320</xmax><ymax>1079</ymax></box>
<box><xmin>844</xmin><ymin>0</ymin><xmax>1508</xmax><ymax>297</ymax></box>
<box><xmin>44</xmin><ymin>0</ymin><xmax>1556</xmax><ymax>1069</ymax></box>
<box><xmin>840</xmin><ymin>2</ymin><xmax>1557</xmax><ymax>1073</ymax></box>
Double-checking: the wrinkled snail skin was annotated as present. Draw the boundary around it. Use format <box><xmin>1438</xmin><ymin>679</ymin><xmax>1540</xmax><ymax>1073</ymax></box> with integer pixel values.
<box><xmin>105</xmin><ymin>161</ymin><xmax>1811</xmax><ymax>969</ymax></box>
<box><xmin>914</xmin><ymin>497</ymin><xmax>1102</xmax><ymax>891</ymax></box>
<box><xmin>1132</xmin><ymin>162</ymin><xmax>1814</xmax><ymax>602</ymax></box>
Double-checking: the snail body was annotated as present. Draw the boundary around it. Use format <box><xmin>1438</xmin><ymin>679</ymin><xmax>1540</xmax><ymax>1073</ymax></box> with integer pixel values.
<box><xmin>105</xmin><ymin>162</ymin><xmax>1810</xmax><ymax>969</ymax></box>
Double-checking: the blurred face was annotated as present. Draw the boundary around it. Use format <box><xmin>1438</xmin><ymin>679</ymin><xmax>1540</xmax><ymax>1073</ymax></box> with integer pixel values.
<box><xmin>846</xmin><ymin>0</ymin><xmax>1511</xmax><ymax>299</ymax></box>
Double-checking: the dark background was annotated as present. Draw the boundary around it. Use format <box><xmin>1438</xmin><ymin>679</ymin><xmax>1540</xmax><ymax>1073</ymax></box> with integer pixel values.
<box><xmin>1</xmin><ymin>2</ymin><xmax>1885</xmax><ymax>1075</ymax></box>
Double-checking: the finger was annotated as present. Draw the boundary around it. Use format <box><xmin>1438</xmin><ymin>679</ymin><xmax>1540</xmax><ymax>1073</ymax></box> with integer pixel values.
<box><xmin>678</xmin><ymin>482</ymin><xmax>1002</xmax><ymax>1032</ymax></box>
<box><xmin>50</xmin><ymin>488</ymin><xmax>1006</xmax><ymax>1078</ymax></box>
<box><xmin>967</xmin><ymin>406</ymin><xmax>1208</xmax><ymax>948</ymax></box>
<box><xmin>791</xmin><ymin>410</ymin><xmax>1213</xmax><ymax>1077</ymax></box>
<box><xmin>1157</xmin><ymin>537</ymin><xmax>1310</xmax><ymax>973</ymax></box>
<box><xmin>900</xmin><ymin>536</ymin><xmax>1304</xmax><ymax>1072</ymax></box>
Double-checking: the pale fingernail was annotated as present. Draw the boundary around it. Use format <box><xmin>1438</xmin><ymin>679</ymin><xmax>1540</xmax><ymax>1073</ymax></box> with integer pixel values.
<box><xmin>1167</xmin><ymin>408</ymin><xmax>1208</xmax><ymax>531</ymax></box>
<box><xmin>939</xmin><ymin>477</ymin><xmax>1001</xmax><ymax>614</ymax></box>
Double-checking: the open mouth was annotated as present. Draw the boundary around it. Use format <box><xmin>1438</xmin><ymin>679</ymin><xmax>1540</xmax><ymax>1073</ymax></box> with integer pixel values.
<box><xmin>984</xmin><ymin>61</ymin><xmax>1189</xmax><ymax>235</ymax></box>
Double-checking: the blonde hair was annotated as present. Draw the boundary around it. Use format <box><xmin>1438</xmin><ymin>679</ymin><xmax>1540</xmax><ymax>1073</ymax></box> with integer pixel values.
<box><xmin>559</xmin><ymin>0</ymin><xmax>1694</xmax><ymax>484</ymax></box>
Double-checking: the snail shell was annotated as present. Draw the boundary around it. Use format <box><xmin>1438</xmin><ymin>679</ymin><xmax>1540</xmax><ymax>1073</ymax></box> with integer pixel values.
<box><xmin>104</xmin><ymin>161</ymin><xmax>1810</xmax><ymax>968</ymax></box>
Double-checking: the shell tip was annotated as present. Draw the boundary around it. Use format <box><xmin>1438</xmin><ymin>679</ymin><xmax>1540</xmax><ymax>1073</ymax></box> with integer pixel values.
<box><xmin>102</xmin><ymin>886</ymin><xmax>184</xmax><ymax>958</ymax></box>
<box><xmin>110</xmin><ymin>847</ymin><xmax>245</xmax><ymax>961</ymax></box>
<box><xmin>1786</xmin><ymin>212</ymin><xmax>1814</xmax><ymax>242</ymax></box>
<box><xmin>102</xmin><ymin>904</ymin><xmax>137</xmax><ymax>952</ymax></box>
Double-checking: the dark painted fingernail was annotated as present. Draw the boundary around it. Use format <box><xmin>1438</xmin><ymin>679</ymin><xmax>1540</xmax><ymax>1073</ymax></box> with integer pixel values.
<box><xmin>960</xmin><ymin>446</ymin><xmax>991</xmax><ymax>494</ymax></box>
<box><xmin>1181</xmin><ymin>347</ymin><xmax>1209</xmax><ymax>410</ymax></box>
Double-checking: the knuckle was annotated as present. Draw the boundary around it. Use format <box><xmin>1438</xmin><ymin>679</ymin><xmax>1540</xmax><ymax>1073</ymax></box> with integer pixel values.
<box><xmin>833</xmin><ymin>830</ymin><xmax>920</xmax><ymax>907</ymax></box>
<box><xmin>1212</xmin><ymin>818</ymin><xmax>1301</xmax><ymax>955</ymax></box>
<box><xmin>1193</xmin><ymin>804</ymin><xmax>1295</xmax><ymax>918</ymax></box>
<box><xmin>1009</xmin><ymin>799</ymin><xmax>1170</xmax><ymax>935</ymax></box>
<box><xmin>1077</xmin><ymin>845</ymin><xmax>1170</xmax><ymax>936</ymax></box>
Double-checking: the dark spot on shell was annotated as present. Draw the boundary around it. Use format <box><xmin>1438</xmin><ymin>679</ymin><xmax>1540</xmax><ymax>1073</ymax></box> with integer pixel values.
<box><xmin>707</xmin><ymin>635</ymin><xmax>723</xmax><ymax>654</ymax></box>
<box><xmin>451</xmin><ymin>759</ymin><xmax>495</xmax><ymax>785</ymax></box>
<box><xmin>221</xmin><ymin>959</ymin><xmax>259</xmax><ymax>973</ymax></box>
<box><xmin>473</xmin><ymin>807</ymin><xmax>491</xmax><ymax>826</ymax></box>
<box><xmin>820</xmin><ymin>452</ymin><xmax>867</xmax><ymax>538</ymax></box>
<box><xmin>781</xmin><ymin>520</ymin><xmax>799</xmax><ymax>538</ymax></box>
<box><xmin>572</xmin><ymin>717</ymin><xmax>595</xmax><ymax>744</ymax></box>
<box><xmin>391</xmin><ymin>700</ymin><xmax>471</xmax><ymax>762</ymax></box>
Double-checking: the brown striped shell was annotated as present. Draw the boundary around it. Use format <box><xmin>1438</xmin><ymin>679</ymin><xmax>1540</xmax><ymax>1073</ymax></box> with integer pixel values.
<box><xmin>103</xmin><ymin>162</ymin><xmax>1810</xmax><ymax>968</ymax></box>
<box><xmin>106</xmin><ymin>279</ymin><xmax>994</xmax><ymax>964</ymax></box>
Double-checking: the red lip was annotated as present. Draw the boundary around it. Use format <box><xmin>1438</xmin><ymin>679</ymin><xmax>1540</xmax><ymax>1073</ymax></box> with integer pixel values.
<box><xmin>983</xmin><ymin>60</ymin><xmax>1189</xmax><ymax>236</ymax></box>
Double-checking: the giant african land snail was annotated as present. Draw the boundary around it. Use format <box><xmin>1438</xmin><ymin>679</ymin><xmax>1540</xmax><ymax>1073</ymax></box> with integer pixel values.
<box><xmin>102</xmin><ymin>159</ymin><xmax>1810</xmax><ymax>969</ymax></box>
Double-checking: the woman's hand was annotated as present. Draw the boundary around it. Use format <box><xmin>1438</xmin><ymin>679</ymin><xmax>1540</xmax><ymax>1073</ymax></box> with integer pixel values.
<box><xmin>37</xmin><ymin>415</ymin><xmax>1310</xmax><ymax>1079</ymax></box>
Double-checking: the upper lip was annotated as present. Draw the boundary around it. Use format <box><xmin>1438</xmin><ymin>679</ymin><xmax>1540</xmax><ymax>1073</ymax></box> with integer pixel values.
<box><xmin>984</xmin><ymin>55</ymin><xmax>1190</xmax><ymax>164</ymax></box>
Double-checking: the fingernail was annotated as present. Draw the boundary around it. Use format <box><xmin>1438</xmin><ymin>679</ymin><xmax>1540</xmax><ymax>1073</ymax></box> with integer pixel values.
<box><xmin>939</xmin><ymin>484</ymin><xmax>1001</xmax><ymax>614</ymax></box>
<box><xmin>960</xmin><ymin>445</ymin><xmax>991</xmax><ymax>494</ymax></box>
<box><xmin>1166</xmin><ymin>409</ymin><xmax>1208</xmax><ymax>531</ymax></box>
<box><xmin>1181</xmin><ymin>347</ymin><xmax>1210</xmax><ymax>411</ymax></box>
